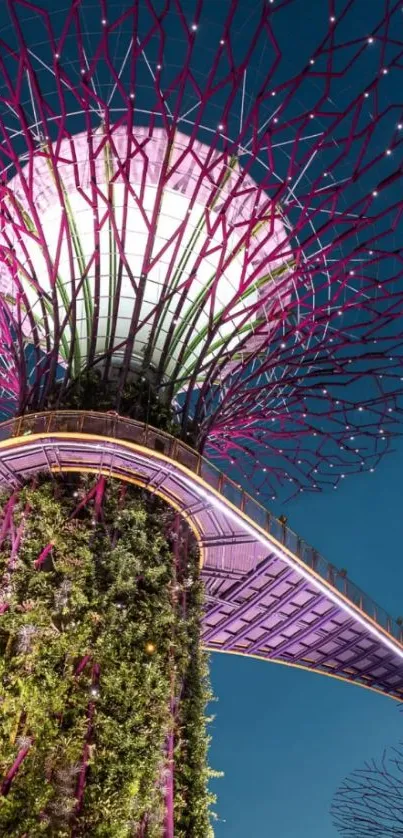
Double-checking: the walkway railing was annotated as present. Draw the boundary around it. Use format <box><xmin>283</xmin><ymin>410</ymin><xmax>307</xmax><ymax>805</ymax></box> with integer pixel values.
<box><xmin>0</xmin><ymin>410</ymin><xmax>401</xmax><ymax>644</ymax></box>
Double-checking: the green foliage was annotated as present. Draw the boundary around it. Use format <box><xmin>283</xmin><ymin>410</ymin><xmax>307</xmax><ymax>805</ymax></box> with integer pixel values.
<box><xmin>0</xmin><ymin>477</ymin><xmax>216</xmax><ymax>836</ymax></box>
<box><xmin>48</xmin><ymin>371</ymin><xmax>183</xmax><ymax>439</ymax></box>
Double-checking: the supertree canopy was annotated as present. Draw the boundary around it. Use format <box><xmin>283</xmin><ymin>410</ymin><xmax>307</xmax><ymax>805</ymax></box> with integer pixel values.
<box><xmin>0</xmin><ymin>0</ymin><xmax>402</xmax><ymax>496</ymax></box>
<box><xmin>1</xmin><ymin>0</ymin><xmax>403</xmax><ymax>834</ymax></box>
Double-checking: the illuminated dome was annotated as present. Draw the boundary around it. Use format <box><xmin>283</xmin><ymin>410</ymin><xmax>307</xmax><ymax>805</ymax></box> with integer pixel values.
<box><xmin>0</xmin><ymin>125</ymin><xmax>290</xmax><ymax>391</ymax></box>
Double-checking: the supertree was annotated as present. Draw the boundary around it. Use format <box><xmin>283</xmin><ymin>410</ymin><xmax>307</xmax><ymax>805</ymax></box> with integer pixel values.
<box><xmin>0</xmin><ymin>0</ymin><xmax>403</xmax><ymax>834</ymax></box>
<box><xmin>331</xmin><ymin>742</ymin><xmax>403</xmax><ymax>836</ymax></box>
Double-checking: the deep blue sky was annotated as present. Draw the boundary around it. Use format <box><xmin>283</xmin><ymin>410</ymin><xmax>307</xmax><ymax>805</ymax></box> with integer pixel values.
<box><xmin>210</xmin><ymin>441</ymin><xmax>403</xmax><ymax>836</ymax></box>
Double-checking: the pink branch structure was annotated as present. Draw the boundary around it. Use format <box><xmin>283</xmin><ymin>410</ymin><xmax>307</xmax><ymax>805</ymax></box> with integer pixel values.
<box><xmin>0</xmin><ymin>1</ymin><xmax>400</xmax><ymax>497</ymax></box>
<box><xmin>1</xmin><ymin>738</ymin><xmax>33</xmax><ymax>797</ymax></box>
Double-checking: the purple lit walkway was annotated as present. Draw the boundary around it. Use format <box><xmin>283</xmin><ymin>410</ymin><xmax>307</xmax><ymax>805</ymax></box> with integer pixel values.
<box><xmin>0</xmin><ymin>411</ymin><xmax>402</xmax><ymax>700</ymax></box>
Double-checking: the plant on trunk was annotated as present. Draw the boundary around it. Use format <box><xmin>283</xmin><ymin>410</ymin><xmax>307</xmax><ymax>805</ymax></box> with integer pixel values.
<box><xmin>0</xmin><ymin>475</ymin><xmax>216</xmax><ymax>836</ymax></box>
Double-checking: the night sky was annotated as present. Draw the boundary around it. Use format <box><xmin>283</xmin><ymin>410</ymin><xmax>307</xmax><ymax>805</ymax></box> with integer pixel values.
<box><xmin>0</xmin><ymin>1</ymin><xmax>402</xmax><ymax>836</ymax></box>
<box><xmin>210</xmin><ymin>440</ymin><xmax>403</xmax><ymax>836</ymax></box>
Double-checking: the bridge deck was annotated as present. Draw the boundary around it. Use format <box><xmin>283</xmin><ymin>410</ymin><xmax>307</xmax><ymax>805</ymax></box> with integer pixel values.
<box><xmin>0</xmin><ymin>411</ymin><xmax>402</xmax><ymax>700</ymax></box>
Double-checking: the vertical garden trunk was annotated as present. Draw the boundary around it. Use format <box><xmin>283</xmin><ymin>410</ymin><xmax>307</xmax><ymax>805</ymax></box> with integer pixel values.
<box><xmin>0</xmin><ymin>474</ymin><xmax>215</xmax><ymax>836</ymax></box>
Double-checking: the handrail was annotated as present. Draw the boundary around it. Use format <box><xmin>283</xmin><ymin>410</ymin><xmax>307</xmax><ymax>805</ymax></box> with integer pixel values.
<box><xmin>0</xmin><ymin>409</ymin><xmax>401</xmax><ymax>644</ymax></box>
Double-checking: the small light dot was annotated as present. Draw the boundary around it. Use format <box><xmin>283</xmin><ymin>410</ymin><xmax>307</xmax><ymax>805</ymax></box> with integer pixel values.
<box><xmin>310</xmin><ymin>59</ymin><xmax>315</xmax><ymax>65</ymax></box>
<box><xmin>102</xmin><ymin>18</ymin><xmax>107</xmax><ymax>25</ymax></box>
<box><xmin>309</xmin><ymin>113</ymin><xmax>315</xmax><ymax>119</ymax></box>
<box><xmin>191</xmin><ymin>23</ymin><xmax>198</xmax><ymax>31</ymax></box>
<box><xmin>55</xmin><ymin>52</ymin><xmax>60</xmax><ymax>59</ymax></box>
<box><xmin>271</xmin><ymin>90</ymin><xmax>276</xmax><ymax>96</ymax></box>
<box><xmin>130</xmin><ymin>93</ymin><xmax>135</xmax><ymax>99</ymax></box>
<box><xmin>372</xmin><ymin>190</ymin><xmax>378</xmax><ymax>196</ymax></box>
<box><xmin>364</xmin><ymin>92</ymin><xmax>369</xmax><ymax>98</ymax></box>
<box><xmin>382</xmin><ymin>68</ymin><xmax>388</xmax><ymax>75</ymax></box>
<box><xmin>386</xmin><ymin>149</ymin><xmax>392</xmax><ymax>155</ymax></box>
<box><xmin>369</xmin><ymin>250</ymin><xmax>374</xmax><ymax>255</ymax></box>
<box><xmin>330</xmin><ymin>16</ymin><xmax>336</xmax><ymax>23</ymax></box>
<box><xmin>156</xmin><ymin>64</ymin><xmax>162</xmax><ymax>70</ymax></box>
<box><xmin>220</xmin><ymin>39</ymin><xmax>225</xmax><ymax>45</ymax></box>
<box><xmin>273</xmin><ymin>117</ymin><xmax>278</xmax><ymax>123</ymax></box>
<box><xmin>398</xmin><ymin>124</ymin><xmax>403</xmax><ymax>130</ymax></box>
<box><xmin>368</xmin><ymin>37</ymin><xmax>374</xmax><ymax>44</ymax></box>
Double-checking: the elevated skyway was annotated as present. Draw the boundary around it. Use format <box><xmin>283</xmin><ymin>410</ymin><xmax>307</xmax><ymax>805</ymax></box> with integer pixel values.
<box><xmin>0</xmin><ymin>411</ymin><xmax>402</xmax><ymax>699</ymax></box>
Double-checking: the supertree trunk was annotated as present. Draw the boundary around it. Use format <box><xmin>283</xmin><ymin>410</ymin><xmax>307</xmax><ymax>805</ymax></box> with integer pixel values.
<box><xmin>0</xmin><ymin>475</ymin><xmax>215</xmax><ymax>836</ymax></box>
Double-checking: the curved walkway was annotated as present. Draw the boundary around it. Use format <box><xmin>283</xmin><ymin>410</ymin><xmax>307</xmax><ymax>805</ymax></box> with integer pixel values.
<box><xmin>0</xmin><ymin>411</ymin><xmax>402</xmax><ymax>699</ymax></box>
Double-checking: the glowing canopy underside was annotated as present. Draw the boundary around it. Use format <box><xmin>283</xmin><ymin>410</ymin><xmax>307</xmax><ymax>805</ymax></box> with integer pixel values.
<box><xmin>0</xmin><ymin>126</ymin><xmax>290</xmax><ymax>391</ymax></box>
<box><xmin>0</xmin><ymin>0</ymin><xmax>403</xmax><ymax>499</ymax></box>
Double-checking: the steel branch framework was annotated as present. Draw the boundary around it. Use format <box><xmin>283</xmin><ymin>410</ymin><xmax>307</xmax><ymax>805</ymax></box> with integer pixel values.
<box><xmin>331</xmin><ymin>743</ymin><xmax>403</xmax><ymax>836</ymax></box>
<box><xmin>0</xmin><ymin>1</ymin><xmax>402</xmax><ymax>497</ymax></box>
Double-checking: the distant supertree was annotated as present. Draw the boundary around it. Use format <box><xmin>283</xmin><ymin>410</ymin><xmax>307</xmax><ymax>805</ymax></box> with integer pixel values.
<box><xmin>1</xmin><ymin>0</ymin><xmax>403</xmax><ymax>834</ymax></box>
<box><xmin>331</xmin><ymin>744</ymin><xmax>403</xmax><ymax>836</ymax></box>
